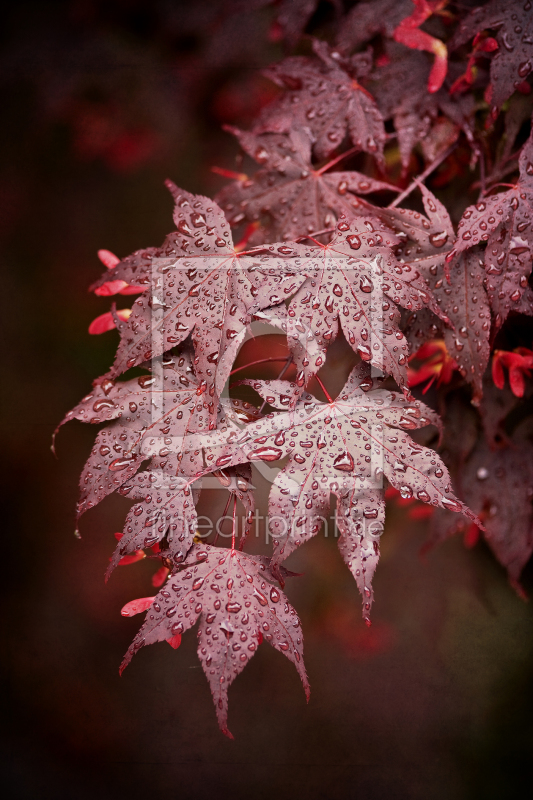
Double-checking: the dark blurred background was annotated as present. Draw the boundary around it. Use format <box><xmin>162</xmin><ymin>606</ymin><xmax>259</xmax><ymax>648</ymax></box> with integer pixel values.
<box><xmin>2</xmin><ymin>1</ymin><xmax>532</xmax><ymax>798</ymax></box>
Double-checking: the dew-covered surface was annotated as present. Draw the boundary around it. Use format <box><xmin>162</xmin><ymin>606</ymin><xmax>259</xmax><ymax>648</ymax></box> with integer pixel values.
<box><xmin>2</xmin><ymin>2</ymin><xmax>533</xmax><ymax>799</ymax></box>
<box><xmin>451</xmin><ymin>0</ymin><xmax>533</xmax><ymax>110</ymax></box>
<box><xmin>255</xmin><ymin>39</ymin><xmax>387</xmax><ymax>163</ymax></box>
<box><xmin>216</xmin><ymin>127</ymin><xmax>398</xmax><ymax>243</ymax></box>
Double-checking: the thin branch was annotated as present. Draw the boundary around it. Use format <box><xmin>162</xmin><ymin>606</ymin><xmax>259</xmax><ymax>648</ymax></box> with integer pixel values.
<box><xmin>259</xmin><ymin>355</ymin><xmax>293</xmax><ymax>413</ymax></box>
<box><xmin>475</xmin><ymin>151</ymin><xmax>521</xmax><ymax>192</ymax></box>
<box><xmin>277</xmin><ymin>355</ymin><xmax>293</xmax><ymax>380</ymax></box>
<box><xmin>388</xmin><ymin>144</ymin><xmax>457</xmax><ymax>209</ymax></box>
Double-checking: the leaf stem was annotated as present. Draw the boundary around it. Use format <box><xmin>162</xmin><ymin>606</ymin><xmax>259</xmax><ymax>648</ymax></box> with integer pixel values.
<box><xmin>229</xmin><ymin>357</ymin><xmax>290</xmax><ymax>376</ymax></box>
<box><xmin>483</xmin><ymin>182</ymin><xmax>516</xmax><ymax>192</ymax></box>
<box><xmin>295</xmin><ymin>227</ymin><xmax>335</xmax><ymax>242</ymax></box>
<box><xmin>213</xmin><ymin>491</ymin><xmax>233</xmax><ymax>547</ymax></box>
<box><xmin>477</xmin><ymin>147</ymin><xmax>486</xmax><ymax>201</ymax></box>
<box><xmin>314</xmin><ymin>374</ymin><xmax>333</xmax><ymax>403</ymax></box>
<box><xmin>315</xmin><ymin>145</ymin><xmax>360</xmax><ymax>176</ymax></box>
<box><xmin>231</xmin><ymin>495</ymin><xmax>237</xmax><ymax>552</ymax></box>
<box><xmin>211</xmin><ymin>165</ymin><xmax>247</xmax><ymax>181</ymax></box>
<box><xmin>302</xmin><ymin>236</ymin><xmax>326</xmax><ymax>248</ymax></box>
<box><xmin>387</xmin><ymin>144</ymin><xmax>457</xmax><ymax>209</ymax></box>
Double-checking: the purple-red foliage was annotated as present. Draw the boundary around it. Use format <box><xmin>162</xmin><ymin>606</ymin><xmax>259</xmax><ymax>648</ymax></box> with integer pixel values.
<box><xmin>61</xmin><ymin>0</ymin><xmax>533</xmax><ymax>736</ymax></box>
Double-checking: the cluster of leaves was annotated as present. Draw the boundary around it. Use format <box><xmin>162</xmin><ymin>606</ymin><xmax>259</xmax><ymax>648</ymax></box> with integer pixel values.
<box><xmin>61</xmin><ymin>0</ymin><xmax>533</xmax><ymax>737</ymax></box>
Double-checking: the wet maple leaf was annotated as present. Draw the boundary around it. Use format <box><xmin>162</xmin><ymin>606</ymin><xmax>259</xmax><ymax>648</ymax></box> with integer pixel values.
<box><xmin>120</xmin><ymin>543</ymin><xmax>309</xmax><ymax>738</ymax></box>
<box><xmin>451</xmin><ymin>0</ymin><xmax>533</xmax><ymax>109</ymax></box>
<box><xmin>60</xmin><ymin>0</ymin><xmax>533</xmax><ymax>738</ymax></box>
<box><xmin>109</xmin><ymin>470</ymin><xmax>198</xmax><ymax>578</ymax></box>
<box><xmin>268</xmin><ymin>214</ymin><xmax>447</xmax><ymax>392</ymax></box>
<box><xmin>90</xmin><ymin>186</ymin><xmax>292</xmax><ymax>412</ymax></box>
<box><xmin>413</xmin><ymin>244</ymin><xmax>490</xmax><ymax>401</ymax></box>
<box><xmin>385</xmin><ymin>186</ymin><xmax>489</xmax><ymax>399</ymax></box>
<box><xmin>479</xmin><ymin>373</ymin><xmax>532</xmax><ymax>447</ymax></box>
<box><xmin>368</xmin><ymin>45</ymin><xmax>474</xmax><ymax>168</ymax></box>
<box><xmin>377</xmin><ymin>183</ymin><xmax>456</xmax><ymax>277</ymax></box>
<box><xmin>250</xmin><ymin>216</ymin><xmax>441</xmax><ymax>395</ymax></box>
<box><xmin>433</xmin><ymin>419</ymin><xmax>533</xmax><ymax>591</ymax></box>
<box><xmin>56</xmin><ymin>352</ymin><xmax>216</xmax><ymax>518</ymax></box>
<box><xmin>255</xmin><ymin>40</ymin><xmax>386</xmax><ymax>162</ymax></box>
<box><xmin>216</xmin><ymin>127</ymin><xmax>398</xmax><ymax>243</ymax></box>
<box><xmin>447</xmin><ymin>131</ymin><xmax>533</xmax><ymax>330</ymax></box>
<box><xmin>197</xmin><ymin>364</ymin><xmax>480</xmax><ymax>619</ymax></box>
<box><xmin>108</xmin><ymin>463</ymin><xmax>255</xmax><ymax>579</ymax></box>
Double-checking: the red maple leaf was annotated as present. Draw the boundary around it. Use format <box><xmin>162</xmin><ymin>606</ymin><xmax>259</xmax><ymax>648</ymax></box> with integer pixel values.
<box><xmin>90</xmin><ymin>185</ymin><xmax>292</xmax><ymax>420</ymax></box>
<box><xmin>216</xmin><ymin>127</ymin><xmax>398</xmax><ymax>243</ymax></box>
<box><xmin>269</xmin><ymin>214</ymin><xmax>447</xmax><ymax>392</ymax></box>
<box><xmin>120</xmin><ymin>543</ymin><xmax>309</xmax><ymax>738</ymax></box>
<box><xmin>451</xmin><ymin>0</ymin><xmax>533</xmax><ymax>110</ymax></box>
<box><xmin>109</xmin><ymin>463</ymin><xmax>255</xmax><ymax>579</ymax></box>
<box><xmin>57</xmin><ymin>352</ymin><xmax>218</xmax><ymax>518</ymax></box>
<box><xmin>255</xmin><ymin>40</ymin><xmax>386</xmax><ymax>162</ymax></box>
<box><xmin>109</xmin><ymin>470</ymin><xmax>198</xmax><ymax>577</ymax></box>
<box><xmin>412</xmin><ymin>244</ymin><xmax>491</xmax><ymax>402</ymax></box>
<box><xmin>432</xmin><ymin>419</ymin><xmax>533</xmax><ymax>593</ymax></box>
<box><xmin>368</xmin><ymin>45</ymin><xmax>474</xmax><ymax>169</ymax></box>
<box><xmin>57</xmin><ymin>1</ymin><xmax>533</xmax><ymax>738</ymax></box>
<box><xmin>446</xmin><ymin>131</ymin><xmax>533</xmax><ymax>330</ymax></box>
<box><xmin>196</xmin><ymin>364</ymin><xmax>480</xmax><ymax>620</ymax></box>
<box><xmin>387</xmin><ymin>183</ymin><xmax>504</xmax><ymax>400</ymax></box>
